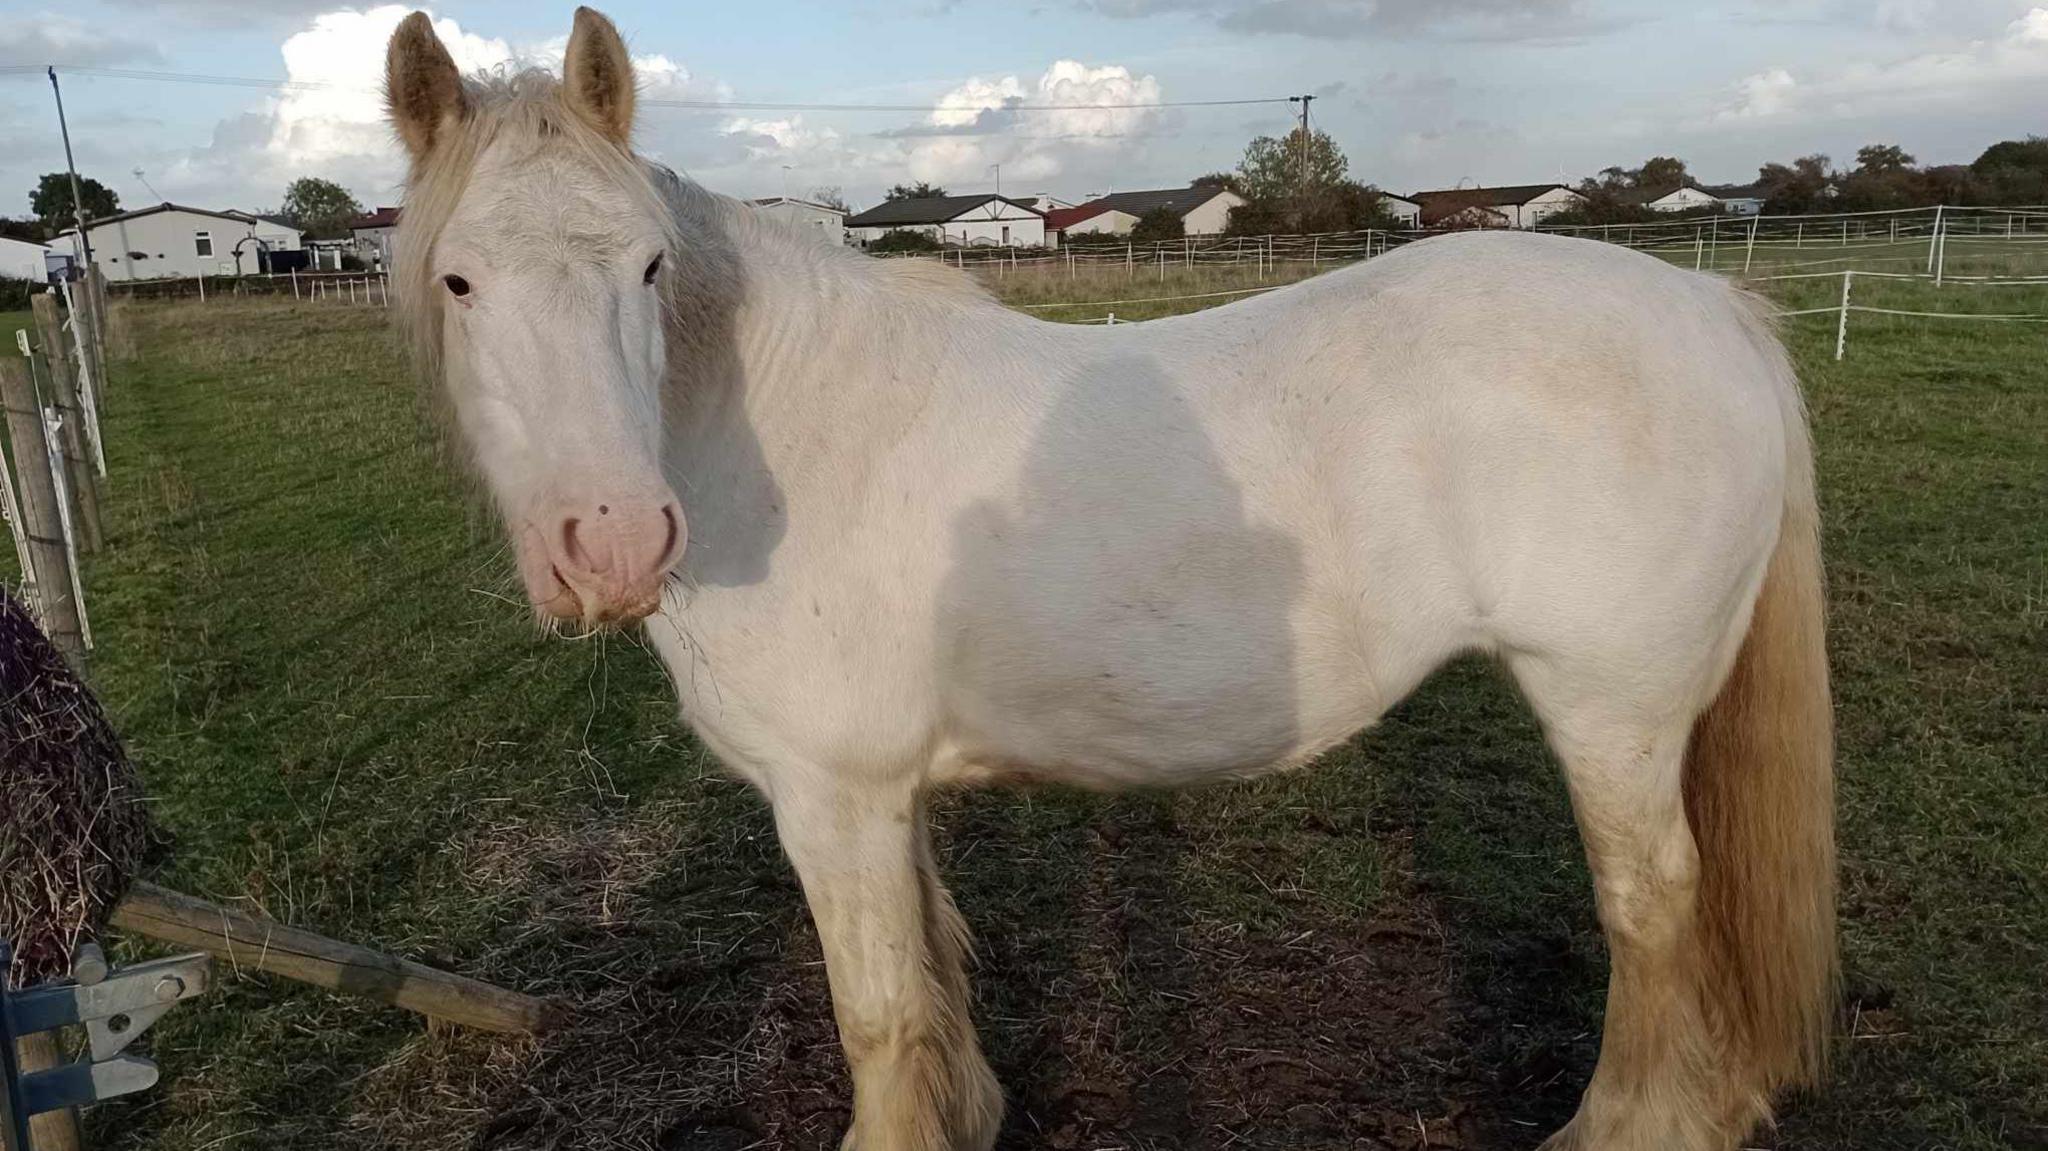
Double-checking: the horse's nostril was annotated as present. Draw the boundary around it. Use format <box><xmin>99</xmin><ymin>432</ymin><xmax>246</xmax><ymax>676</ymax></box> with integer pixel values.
<box><xmin>598</xmin><ymin>504</ymin><xmax>609</xmax><ymax>515</ymax></box>
<box><xmin>561</xmin><ymin>517</ymin><xmax>590</xmax><ymax>569</ymax></box>
<box><xmin>660</xmin><ymin>504</ymin><xmax>681</xmax><ymax>561</ymax></box>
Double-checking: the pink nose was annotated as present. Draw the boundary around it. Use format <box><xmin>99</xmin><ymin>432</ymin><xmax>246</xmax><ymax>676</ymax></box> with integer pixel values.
<box><xmin>517</xmin><ymin>497</ymin><xmax>686</xmax><ymax>626</ymax></box>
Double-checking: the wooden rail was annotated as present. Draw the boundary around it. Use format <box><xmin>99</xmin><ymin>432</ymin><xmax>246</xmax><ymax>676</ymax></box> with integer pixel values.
<box><xmin>110</xmin><ymin>882</ymin><xmax>561</xmax><ymax>1035</ymax></box>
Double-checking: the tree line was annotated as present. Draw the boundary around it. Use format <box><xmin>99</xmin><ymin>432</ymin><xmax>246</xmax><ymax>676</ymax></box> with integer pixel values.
<box><xmin>1546</xmin><ymin>137</ymin><xmax>2048</xmax><ymax>226</ymax></box>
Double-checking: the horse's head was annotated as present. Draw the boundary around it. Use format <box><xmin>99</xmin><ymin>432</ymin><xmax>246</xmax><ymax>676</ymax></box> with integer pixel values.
<box><xmin>387</xmin><ymin>7</ymin><xmax>683</xmax><ymax>629</ymax></box>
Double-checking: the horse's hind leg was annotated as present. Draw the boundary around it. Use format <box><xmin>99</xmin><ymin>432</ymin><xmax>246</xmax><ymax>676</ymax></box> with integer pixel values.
<box><xmin>769</xmin><ymin>770</ymin><xmax>1002</xmax><ymax>1151</ymax></box>
<box><xmin>1511</xmin><ymin>659</ymin><xmax>1754</xmax><ymax>1151</ymax></box>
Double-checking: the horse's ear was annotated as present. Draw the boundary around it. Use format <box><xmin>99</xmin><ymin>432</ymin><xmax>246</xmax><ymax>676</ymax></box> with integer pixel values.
<box><xmin>385</xmin><ymin>11</ymin><xmax>468</xmax><ymax>161</ymax></box>
<box><xmin>562</xmin><ymin>7</ymin><xmax>636</xmax><ymax>148</ymax></box>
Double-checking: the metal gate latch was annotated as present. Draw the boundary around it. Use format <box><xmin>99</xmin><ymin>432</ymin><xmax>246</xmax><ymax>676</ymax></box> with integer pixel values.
<box><xmin>2</xmin><ymin>941</ymin><xmax>210</xmax><ymax>1150</ymax></box>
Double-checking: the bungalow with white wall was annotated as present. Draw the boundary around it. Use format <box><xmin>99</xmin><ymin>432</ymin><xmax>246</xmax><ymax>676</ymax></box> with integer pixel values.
<box><xmin>1</xmin><ymin>236</ymin><xmax>50</xmax><ymax>281</ymax></box>
<box><xmin>1704</xmin><ymin>184</ymin><xmax>1766</xmax><ymax>216</ymax></box>
<box><xmin>66</xmin><ymin>203</ymin><xmax>303</xmax><ymax>280</ymax></box>
<box><xmin>1377</xmin><ymin>192</ymin><xmax>1422</xmax><ymax>227</ymax></box>
<box><xmin>751</xmin><ymin>197</ymin><xmax>849</xmax><ymax>246</ymax></box>
<box><xmin>1623</xmin><ymin>185</ymin><xmax>1724</xmax><ymax>213</ymax></box>
<box><xmin>1412</xmin><ymin>184</ymin><xmax>1586</xmax><ymax>228</ymax></box>
<box><xmin>844</xmin><ymin>194</ymin><xmax>1046</xmax><ymax>248</ymax></box>
<box><xmin>1044</xmin><ymin>186</ymin><xmax>1246</xmax><ymax>242</ymax></box>
<box><xmin>350</xmin><ymin>206</ymin><xmax>402</xmax><ymax>269</ymax></box>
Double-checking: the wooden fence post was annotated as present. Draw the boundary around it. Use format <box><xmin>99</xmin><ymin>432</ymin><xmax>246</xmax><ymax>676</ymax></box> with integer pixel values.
<box><xmin>30</xmin><ymin>295</ymin><xmax>102</xmax><ymax>553</ymax></box>
<box><xmin>71</xmin><ymin>274</ymin><xmax>109</xmax><ymax>412</ymax></box>
<box><xmin>17</xmin><ymin>1032</ymin><xmax>86</xmax><ymax>1151</ymax></box>
<box><xmin>0</xmin><ymin>358</ymin><xmax>86</xmax><ymax>664</ymax></box>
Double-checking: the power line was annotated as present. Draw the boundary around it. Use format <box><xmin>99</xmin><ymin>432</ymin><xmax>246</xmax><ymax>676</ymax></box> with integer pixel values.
<box><xmin>17</xmin><ymin>64</ymin><xmax>1295</xmax><ymax>114</ymax></box>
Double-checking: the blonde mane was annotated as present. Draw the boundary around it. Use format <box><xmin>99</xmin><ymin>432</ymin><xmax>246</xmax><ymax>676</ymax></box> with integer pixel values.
<box><xmin>391</xmin><ymin>67</ymin><xmax>685</xmax><ymax>389</ymax></box>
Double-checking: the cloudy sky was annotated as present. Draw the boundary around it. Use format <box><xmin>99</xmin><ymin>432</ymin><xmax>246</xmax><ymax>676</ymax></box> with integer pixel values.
<box><xmin>2</xmin><ymin>0</ymin><xmax>2044</xmax><ymax>218</ymax></box>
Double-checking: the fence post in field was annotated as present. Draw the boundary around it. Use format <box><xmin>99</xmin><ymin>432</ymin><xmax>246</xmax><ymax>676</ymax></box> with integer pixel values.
<box><xmin>1934</xmin><ymin>224</ymin><xmax>1948</xmax><ymax>288</ymax></box>
<box><xmin>1125</xmin><ymin>242</ymin><xmax>1133</xmax><ymax>277</ymax></box>
<box><xmin>1795</xmin><ymin>221</ymin><xmax>1803</xmax><ymax>248</ymax></box>
<box><xmin>31</xmin><ymin>294</ymin><xmax>102</xmax><ymax>553</ymax></box>
<box><xmin>1835</xmin><ymin>270</ymin><xmax>1854</xmax><ymax>362</ymax></box>
<box><xmin>0</xmin><ymin>357</ymin><xmax>87</xmax><ymax>661</ymax></box>
<box><xmin>1743</xmin><ymin>215</ymin><xmax>1759</xmax><ymax>275</ymax></box>
<box><xmin>291</xmin><ymin>267</ymin><xmax>300</xmax><ymax>299</ymax></box>
<box><xmin>1926</xmin><ymin>204</ymin><xmax>1944</xmax><ymax>273</ymax></box>
<box><xmin>17</xmin><ymin>1030</ymin><xmax>87</xmax><ymax>1151</ymax></box>
<box><xmin>70</xmin><ymin>275</ymin><xmax>108</xmax><ymax>413</ymax></box>
<box><xmin>1693</xmin><ymin>226</ymin><xmax>1704</xmax><ymax>270</ymax></box>
<box><xmin>88</xmin><ymin>265</ymin><xmax>112</xmax><ymax>367</ymax></box>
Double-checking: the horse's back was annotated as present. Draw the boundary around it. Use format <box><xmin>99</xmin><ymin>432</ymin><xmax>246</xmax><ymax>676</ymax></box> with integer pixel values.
<box><xmin>1208</xmin><ymin>231</ymin><xmax>1800</xmax><ymax>704</ymax></box>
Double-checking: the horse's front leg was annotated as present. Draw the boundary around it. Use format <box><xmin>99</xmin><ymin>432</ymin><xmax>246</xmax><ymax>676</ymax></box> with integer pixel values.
<box><xmin>769</xmin><ymin>770</ymin><xmax>1002</xmax><ymax>1151</ymax></box>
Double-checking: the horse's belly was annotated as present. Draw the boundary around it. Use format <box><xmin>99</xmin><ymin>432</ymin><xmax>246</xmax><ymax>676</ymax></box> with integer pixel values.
<box><xmin>935</xmin><ymin>520</ymin><xmax>1366</xmax><ymax>787</ymax></box>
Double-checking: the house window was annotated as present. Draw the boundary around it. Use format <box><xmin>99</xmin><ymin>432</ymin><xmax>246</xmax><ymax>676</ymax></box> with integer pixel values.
<box><xmin>1001</xmin><ymin>225</ymin><xmax>1011</xmax><ymax>245</ymax></box>
<box><xmin>195</xmin><ymin>231</ymin><xmax>213</xmax><ymax>258</ymax></box>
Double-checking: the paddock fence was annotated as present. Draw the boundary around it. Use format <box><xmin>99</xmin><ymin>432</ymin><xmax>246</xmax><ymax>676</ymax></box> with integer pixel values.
<box><xmin>103</xmin><ymin>269</ymin><xmax>392</xmax><ymax>306</ymax></box>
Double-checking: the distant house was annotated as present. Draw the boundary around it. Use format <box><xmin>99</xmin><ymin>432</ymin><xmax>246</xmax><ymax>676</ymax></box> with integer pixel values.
<box><xmin>350</xmin><ymin>206</ymin><xmax>402</xmax><ymax>269</ymax></box>
<box><xmin>1045</xmin><ymin>203</ymin><xmax>1139</xmax><ymax>239</ymax></box>
<box><xmin>1021</xmin><ymin>193</ymin><xmax>1074</xmax><ymax>215</ymax></box>
<box><xmin>1621</xmin><ymin>185</ymin><xmax>1724</xmax><ymax>214</ymax></box>
<box><xmin>1412</xmin><ymin>184</ymin><xmax>1586</xmax><ymax>228</ymax></box>
<box><xmin>0</xmin><ymin>236</ymin><xmax>50</xmax><ymax>281</ymax></box>
<box><xmin>64</xmin><ymin>203</ymin><xmax>303</xmax><ymax>280</ymax></box>
<box><xmin>1376</xmin><ymin>192</ymin><xmax>1422</xmax><ymax>228</ymax></box>
<box><xmin>844</xmin><ymin>194</ymin><xmax>1046</xmax><ymax>248</ymax></box>
<box><xmin>751</xmin><ymin>197</ymin><xmax>849</xmax><ymax>246</ymax></box>
<box><xmin>1703</xmin><ymin>184</ymin><xmax>1766</xmax><ymax>216</ymax></box>
<box><xmin>1046</xmin><ymin>186</ymin><xmax>1247</xmax><ymax>242</ymax></box>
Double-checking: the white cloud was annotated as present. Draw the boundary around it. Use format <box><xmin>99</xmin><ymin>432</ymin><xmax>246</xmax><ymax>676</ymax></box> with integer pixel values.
<box><xmin>1080</xmin><ymin>0</ymin><xmax>1613</xmax><ymax>40</ymax></box>
<box><xmin>1721</xmin><ymin>66</ymin><xmax>1797</xmax><ymax>120</ymax></box>
<box><xmin>1711</xmin><ymin>6</ymin><xmax>2048</xmax><ymax>124</ymax></box>
<box><xmin>0</xmin><ymin>13</ymin><xmax>162</xmax><ymax>67</ymax></box>
<box><xmin>148</xmin><ymin>6</ymin><xmax>728</xmax><ymax>210</ymax></box>
<box><xmin>710</xmin><ymin>60</ymin><xmax>1168</xmax><ymax>201</ymax></box>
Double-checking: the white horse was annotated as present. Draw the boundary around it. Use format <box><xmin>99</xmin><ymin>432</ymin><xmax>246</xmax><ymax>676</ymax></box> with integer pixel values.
<box><xmin>385</xmin><ymin>10</ymin><xmax>1836</xmax><ymax>1149</ymax></box>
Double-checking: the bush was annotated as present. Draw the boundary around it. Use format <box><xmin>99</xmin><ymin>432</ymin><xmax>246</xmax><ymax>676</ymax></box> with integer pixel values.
<box><xmin>868</xmin><ymin>228</ymin><xmax>940</xmax><ymax>254</ymax></box>
<box><xmin>0</xmin><ymin>277</ymin><xmax>37</xmax><ymax>312</ymax></box>
<box><xmin>1130</xmin><ymin>208</ymin><xmax>1185</xmax><ymax>243</ymax></box>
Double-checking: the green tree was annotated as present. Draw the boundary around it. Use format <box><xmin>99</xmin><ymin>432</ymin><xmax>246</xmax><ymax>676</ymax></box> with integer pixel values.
<box><xmin>1235</xmin><ymin>127</ymin><xmax>1348</xmax><ymax>204</ymax></box>
<box><xmin>30</xmin><ymin>173</ymin><xmax>119</xmax><ymax>229</ymax></box>
<box><xmin>1855</xmin><ymin>144</ymin><xmax>1914</xmax><ymax>174</ymax></box>
<box><xmin>1970</xmin><ymin>137</ymin><xmax>2048</xmax><ymax>204</ymax></box>
<box><xmin>884</xmin><ymin>182</ymin><xmax>949</xmax><ymax>201</ymax></box>
<box><xmin>1636</xmin><ymin>156</ymin><xmax>1689</xmax><ymax>189</ymax></box>
<box><xmin>280</xmin><ymin>177</ymin><xmax>364</xmax><ymax>240</ymax></box>
<box><xmin>1129</xmin><ymin>207</ymin><xmax>1185</xmax><ymax>243</ymax></box>
<box><xmin>1756</xmin><ymin>155</ymin><xmax>1834</xmax><ymax>214</ymax></box>
<box><xmin>1189</xmin><ymin>171</ymin><xmax>1241</xmax><ymax>193</ymax></box>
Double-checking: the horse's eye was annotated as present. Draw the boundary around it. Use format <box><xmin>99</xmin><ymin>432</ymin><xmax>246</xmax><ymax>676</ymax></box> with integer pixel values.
<box><xmin>643</xmin><ymin>254</ymin><xmax>663</xmax><ymax>285</ymax></box>
<box><xmin>443</xmin><ymin>274</ymin><xmax>471</xmax><ymax>297</ymax></box>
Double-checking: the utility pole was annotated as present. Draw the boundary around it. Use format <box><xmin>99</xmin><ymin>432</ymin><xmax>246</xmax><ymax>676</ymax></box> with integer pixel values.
<box><xmin>1288</xmin><ymin>94</ymin><xmax>1316</xmax><ymax>197</ymax></box>
<box><xmin>48</xmin><ymin>68</ymin><xmax>95</xmax><ymax>274</ymax></box>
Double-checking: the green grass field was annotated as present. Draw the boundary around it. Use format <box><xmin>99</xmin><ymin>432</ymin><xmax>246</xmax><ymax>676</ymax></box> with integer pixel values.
<box><xmin>18</xmin><ymin>251</ymin><xmax>2046</xmax><ymax>1149</ymax></box>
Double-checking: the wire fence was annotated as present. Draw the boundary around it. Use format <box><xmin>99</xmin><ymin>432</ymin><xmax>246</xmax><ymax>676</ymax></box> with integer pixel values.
<box><xmin>71</xmin><ymin>203</ymin><xmax>2048</xmax><ymax>355</ymax></box>
<box><xmin>103</xmin><ymin>269</ymin><xmax>392</xmax><ymax>305</ymax></box>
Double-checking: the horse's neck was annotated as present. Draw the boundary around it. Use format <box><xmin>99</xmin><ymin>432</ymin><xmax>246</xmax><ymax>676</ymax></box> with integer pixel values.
<box><xmin>659</xmin><ymin>191</ymin><xmax>999</xmax><ymax>585</ymax></box>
